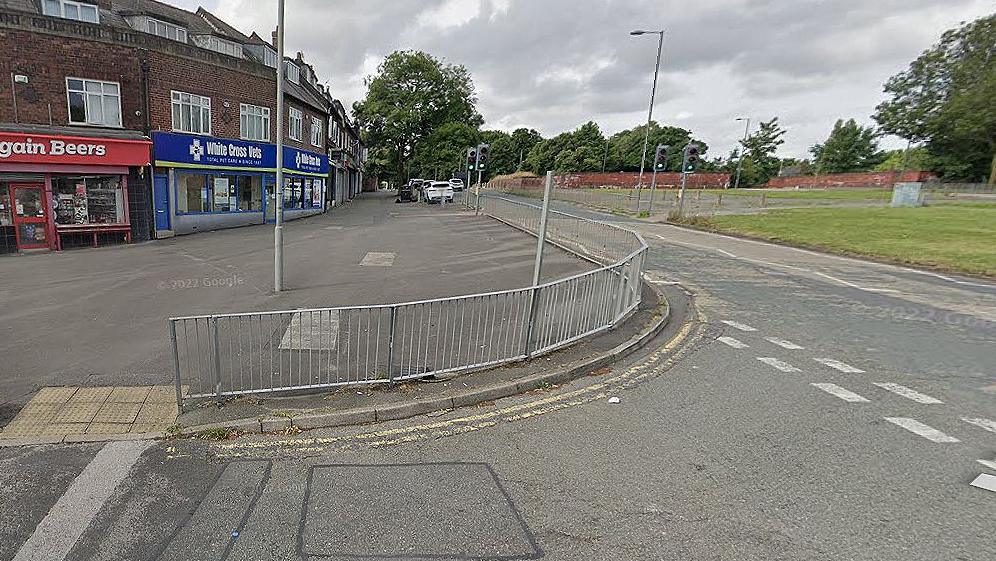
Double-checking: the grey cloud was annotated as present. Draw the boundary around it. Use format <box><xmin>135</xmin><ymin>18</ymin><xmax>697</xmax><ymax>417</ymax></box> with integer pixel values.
<box><xmin>177</xmin><ymin>0</ymin><xmax>993</xmax><ymax>157</ymax></box>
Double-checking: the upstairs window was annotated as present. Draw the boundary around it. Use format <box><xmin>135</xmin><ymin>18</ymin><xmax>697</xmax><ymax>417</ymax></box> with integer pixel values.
<box><xmin>195</xmin><ymin>35</ymin><xmax>242</xmax><ymax>58</ymax></box>
<box><xmin>310</xmin><ymin>116</ymin><xmax>322</xmax><ymax>147</ymax></box>
<box><xmin>66</xmin><ymin>78</ymin><xmax>121</xmax><ymax>127</ymax></box>
<box><xmin>171</xmin><ymin>91</ymin><xmax>211</xmax><ymax>135</ymax></box>
<box><xmin>284</xmin><ymin>61</ymin><xmax>300</xmax><ymax>84</ymax></box>
<box><xmin>147</xmin><ymin>17</ymin><xmax>187</xmax><ymax>42</ymax></box>
<box><xmin>240</xmin><ymin>104</ymin><xmax>270</xmax><ymax>141</ymax></box>
<box><xmin>263</xmin><ymin>47</ymin><xmax>278</xmax><ymax>68</ymax></box>
<box><xmin>43</xmin><ymin>0</ymin><xmax>99</xmax><ymax>23</ymax></box>
<box><xmin>288</xmin><ymin>107</ymin><xmax>303</xmax><ymax>141</ymax></box>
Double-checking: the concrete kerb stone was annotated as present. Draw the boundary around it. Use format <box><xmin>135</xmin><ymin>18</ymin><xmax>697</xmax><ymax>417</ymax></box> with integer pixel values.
<box><xmin>175</xmin><ymin>280</ymin><xmax>672</xmax><ymax>437</ymax></box>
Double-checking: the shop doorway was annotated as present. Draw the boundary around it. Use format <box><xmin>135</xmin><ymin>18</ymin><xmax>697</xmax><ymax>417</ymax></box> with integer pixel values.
<box><xmin>153</xmin><ymin>174</ymin><xmax>170</xmax><ymax>231</ymax></box>
<box><xmin>9</xmin><ymin>183</ymin><xmax>49</xmax><ymax>250</ymax></box>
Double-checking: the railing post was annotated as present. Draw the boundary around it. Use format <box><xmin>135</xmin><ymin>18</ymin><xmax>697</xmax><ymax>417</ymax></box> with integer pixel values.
<box><xmin>211</xmin><ymin>316</ymin><xmax>222</xmax><ymax>401</ymax></box>
<box><xmin>169</xmin><ymin>319</ymin><xmax>183</xmax><ymax>412</ymax></box>
<box><xmin>613</xmin><ymin>263</ymin><xmax>628</xmax><ymax>324</ymax></box>
<box><xmin>387</xmin><ymin>305</ymin><xmax>397</xmax><ymax>383</ymax></box>
<box><xmin>524</xmin><ymin>285</ymin><xmax>542</xmax><ymax>356</ymax></box>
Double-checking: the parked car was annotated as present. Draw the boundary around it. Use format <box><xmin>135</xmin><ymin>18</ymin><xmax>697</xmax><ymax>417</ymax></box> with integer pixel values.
<box><xmin>423</xmin><ymin>181</ymin><xmax>454</xmax><ymax>204</ymax></box>
<box><xmin>448</xmin><ymin>178</ymin><xmax>465</xmax><ymax>192</ymax></box>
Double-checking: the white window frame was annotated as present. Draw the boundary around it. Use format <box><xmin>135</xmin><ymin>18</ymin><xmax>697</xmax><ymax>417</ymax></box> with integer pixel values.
<box><xmin>239</xmin><ymin>103</ymin><xmax>270</xmax><ymax>142</ymax></box>
<box><xmin>288</xmin><ymin>107</ymin><xmax>303</xmax><ymax>141</ymax></box>
<box><xmin>284</xmin><ymin>61</ymin><xmax>300</xmax><ymax>84</ymax></box>
<box><xmin>263</xmin><ymin>47</ymin><xmax>278</xmax><ymax>68</ymax></box>
<box><xmin>171</xmin><ymin>90</ymin><xmax>212</xmax><ymax>135</ymax></box>
<box><xmin>66</xmin><ymin>77</ymin><xmax>121</xmax><ymax>127</ymax></box>
<box><xmin>43</xmin><ymin>0</ymin><xmax>98</xmax><ymax>23</ymax></box>
<box><xmin>310</xmin><ymin>116</ymin><xmax>322</xmax><ymax>147</ymax></box>
<box><xmin>147</xmin><ymin>17</ymin><xmax>187</xmax><ymax>43</ymax></box>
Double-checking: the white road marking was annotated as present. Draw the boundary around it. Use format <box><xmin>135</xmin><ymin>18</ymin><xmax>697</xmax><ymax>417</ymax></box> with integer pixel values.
<box><xmin>359</xmin><ymin>251</ymin><xmax>396</xmax><ymax>266</ymax></box>
<box><xmin>765</xmin><ymin>337</ymin><xmax>804</xmax><ymax>350</ymax></box>
<box><xmin>757</xmin><ymin>357</ymin><xmax>801</xmax><ymax>372</ymax></box>
<box><xmin>279</xmin><ymin>310</ymin><xmax>339</xmax><ymax>351</ymax></box>
<box><xmin>884</xmin><ymin>417</ymin><xmax>960</xmax><ymax>443</ymax></box>
<box><xmin>813</xmin><ymin>357</ymin><xmax>865</xmax><ymax>373</ymax></box>
<box><xmin>961</xmin><ymin>417</ymin><xmax>996</xmax><ymax>435</ymax></box>
<box><xmin>873</xmin><ymin>383</ymin><xmax>943</xmax><ymax>404</ymax></box>
<box><xmin>717</xmin><ymin>336</ymin><xmax>749</xmax><ymax>349</ymax></box>
<box><xmin>977</xmin><ymin>459</ymin><xmax>996</xmax><ymax>471</ymax></box>
<box><xmin>811</xmin><ymin>383</ymin><xmax>870</xmax><ymax>402</ymax></box>
<box><xmin>721</xmin><ymin>320</ymin><xmax>757</xmax><ymax>332</ymax></box>
<box><xmin>13</xmin><ymin>440</ymin><xmax>153</xmax><ymax>561</ymax></box>
<box><xmin>970</xmin><ymin>473</ymin><xmax>996</xmax><ymax>493</ymax></box>
<box><xmin>655</xmin><ymin>234</ymin><xmax>901</xmax><ymax>294</ymax></box>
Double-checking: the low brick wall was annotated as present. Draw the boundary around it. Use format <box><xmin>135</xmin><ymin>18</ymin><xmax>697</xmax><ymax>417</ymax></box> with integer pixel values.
<box><xmin>766</xmin><ymin>171</ymin><xmax>935</xmax><ymax>189</ymax></box>
<box><xmin>492</xmin><ymin>172</ymin><xmax>730</xmax><ymax>190</ymax></box>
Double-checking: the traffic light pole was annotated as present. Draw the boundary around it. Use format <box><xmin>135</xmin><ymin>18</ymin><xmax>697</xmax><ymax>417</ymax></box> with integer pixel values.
<box><xmin>677</xmin><ymin>171</ymin><xmax>688</xmax><ymax>217</ymax></box>
<box><xmin>648</xmin><ymin>164</ymin><xmax>660</xmax><ymax>214</ymax></box>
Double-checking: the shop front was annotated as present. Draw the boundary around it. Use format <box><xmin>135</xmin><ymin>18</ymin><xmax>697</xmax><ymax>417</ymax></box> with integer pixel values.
<box><xmin>151</xmin><ymin>132</ymin><xmax>328</xmax><ymax>237</ymax></box>
<box><xmin>0</xmin><ymin>130</ymin><xmax>151</xmax><ymax>253</ymax></box>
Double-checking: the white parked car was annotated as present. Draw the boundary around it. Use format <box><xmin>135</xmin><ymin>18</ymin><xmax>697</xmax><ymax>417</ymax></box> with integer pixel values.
<box><xmin>423</xmin><ymin>181</ymin><xmax>454</xmax><ymax>204</ymax></box>
<box><xmin>448</xmin><ymin>178</ymin><xmax>465</xmax><ymax>191</ymax></box>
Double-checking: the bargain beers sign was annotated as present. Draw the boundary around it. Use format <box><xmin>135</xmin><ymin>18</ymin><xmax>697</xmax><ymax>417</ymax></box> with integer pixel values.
<box><xmin>0</xmin><ymin>132</ymin><xmax>150</xmax><ymax>166</ymax></box>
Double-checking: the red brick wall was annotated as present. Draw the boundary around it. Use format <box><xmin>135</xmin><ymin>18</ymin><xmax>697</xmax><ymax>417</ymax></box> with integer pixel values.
<box><xmin>555</xmin><ymin>172</ymin><xmax>730</xmax><ymax>189</ymax></box>
<box><xmin>0</xmin><ymin>28</ymin><xmax>144</xmax><ymax>129</ymax></box>
<box><xmin>765</xmin><ymin>171</ymin><xmax>935</xmax><ymax>189</ymax></box>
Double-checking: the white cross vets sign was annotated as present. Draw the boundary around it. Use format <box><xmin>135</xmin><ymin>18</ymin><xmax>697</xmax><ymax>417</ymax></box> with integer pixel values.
<box><xmin>189</xmin><ymin>139</ymin><xmax>204</xmax><ymax>162</ymax></box>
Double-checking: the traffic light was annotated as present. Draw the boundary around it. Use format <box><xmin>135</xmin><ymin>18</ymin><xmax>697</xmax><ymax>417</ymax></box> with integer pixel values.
<box><xmin>467</xmin><ymin>148</ymin><xmax>477</xmax><ymax>170</ymax></box>
<box><xmin>682</xmin><ymin>143</ymin><xmax>701</xmax><ymax>173</ymax></box>
<box><xmin>477</xmin><ymin>144</ymin><xmax>490</xmax><ymax>170</ymax></box>
<box><xmin>653</xmin><ymin>144</ymin><xmax>670</xmax><ymax>171</ymax></box>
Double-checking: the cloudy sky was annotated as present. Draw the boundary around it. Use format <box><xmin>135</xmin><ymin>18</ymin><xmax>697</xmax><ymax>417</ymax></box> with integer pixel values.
<box><xmin>179</xmin><ymin>0</ymin><xmax>993</xmax><ymax>159</ymax></box>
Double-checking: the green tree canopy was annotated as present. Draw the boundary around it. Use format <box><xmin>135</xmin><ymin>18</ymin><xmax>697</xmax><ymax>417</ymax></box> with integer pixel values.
<box><xmin>873</xmin><ymin>147</ymin><xmax>935</xmax><ymax>172</ymax></box>
<box><xmin>411</xmin><ymin>122</ymin><xmax>480</xmax><ymax>180</ymax></box>
<box><xmin>352</xmin><ymin>50</ymin><xmax>483</xmax><ymax>184</ymax></box>
<box><xmin>873</xmin><ymin>14</ymin><xmax>996</xmax><ymax>181</ymax></box>
<box><xmin>525</xmin><ymin>121</ymin><xmax>607</xmax><ymax>173</ymax></box>
<box><xmin>810</xmin><ymin>119</ymin><xmax>883</xmax><ymax>173</ymax></box>
<box><xmin>738</xmin><ymin>117</ymin><xmax>786</xmax><ymax>186</ymax></box>
<box><xmin>607</xmin><ymin>122</ymin><xmax>707</xmax><ymax>172</ymax></box>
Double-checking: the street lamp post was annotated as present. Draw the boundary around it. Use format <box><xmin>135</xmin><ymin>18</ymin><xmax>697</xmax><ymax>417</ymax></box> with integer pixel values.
<box><xmin>273</xmin><ymin>0</ymin><xmax>286</xmax><ymax>292</ymax></box>
<box><xmin>630</xmin><ymin>29</ymin><xmax>664</xmax><ymax>214</ymax></box>
<box><xmin>732</xmin><ymin>117</ymin><xmax>750</xmax><ymax>190</ymax></box>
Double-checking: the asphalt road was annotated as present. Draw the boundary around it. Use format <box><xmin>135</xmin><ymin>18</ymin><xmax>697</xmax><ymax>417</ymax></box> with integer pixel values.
<box><xmin>2</xmin><ymin>205</ymin><xmax>994</xmax><ymax>560</ymax></box>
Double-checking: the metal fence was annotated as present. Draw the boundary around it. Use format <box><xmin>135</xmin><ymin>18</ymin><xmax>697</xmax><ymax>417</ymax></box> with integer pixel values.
<box><xmin>169</xmin><ymin>192</ymin><xmax>648</xmax><ymax>402</ymax></box>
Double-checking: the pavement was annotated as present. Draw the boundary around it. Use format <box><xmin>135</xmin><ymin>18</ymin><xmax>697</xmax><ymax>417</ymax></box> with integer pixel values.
<box><xmin>1</xmin><ymin>198</ymin><xmax>994</xmax><ymax>560</ymax></box>
<box><xmin>0</xmin><ymin>191</ymin><xmax>590</xmax><ymax>423</ymax></box>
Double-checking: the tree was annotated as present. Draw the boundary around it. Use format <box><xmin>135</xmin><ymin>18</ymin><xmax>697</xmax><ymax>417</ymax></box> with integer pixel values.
<box><xmin>873</xmin><ymin>147</ymin><xmax>934</xmax><ymax>172</ymax></box>
<box><xmin>352</xmin><ymin>50</ymin><xmax>483</xmax><ymax>184</ymax></box>
<box><xmin>411</xmin><ymin>122</ymin><xmax>480</xmax><ymax>179</ymax></box>
<box><xmin>873</xmin><ymin>15</ymin><xmax>996</xmax><ymax>182</ymax></box>
<box><xmin>607</xmin><ymin>122</ymin><xmax>706</xmax><ymax>172</ymax></box>
<box><xmin>525</xmin><ymin>121</ymin><xmax>607</xmax><ymax>173</ymax></box>
<box><xmin>809</xmin><ymin>119</ymin><xmax>883</xmax><ymax>173</ymax></box>
<box><xmin>738</xmin><ymin>117</ymin><xmax>786</xmax><ymax>186</ymax></box>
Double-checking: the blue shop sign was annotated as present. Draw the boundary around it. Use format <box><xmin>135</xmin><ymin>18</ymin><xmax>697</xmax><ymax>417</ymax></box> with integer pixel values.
<box><xmin>284</xmin><ymin>146</ymin><xmax>328</xmax><ymax>175</ymax></box>
<box><xmin>153</xmin><ymin>131</ymin><xmax>274</xmax><ymax>171</ymax></box>
<box><xmin>153</xmin><ymin>132</ymin><xmax>328</xmax><ymax>176</ymax></box>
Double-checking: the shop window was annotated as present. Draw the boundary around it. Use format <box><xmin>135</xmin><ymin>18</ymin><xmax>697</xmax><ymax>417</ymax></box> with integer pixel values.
<box><xmin>67</xmin><ymin>78</ymin><xmax>121</xmax><ymax>127</ymax></box>
<box><xmin>171</xmin><ymin>91</ymin><xmax>211</xmax><ymax>135</ymax></box>
<box><xmin>288</xmin><ymin>107</ymin><xmax>303</xmax><ymax>141</ymax></box>
<box><xmin>52</xmin><ymin>176</ymin><xmax>126</xmax><ymax>225</ymax></box>
<box><xmin>176</xmin><ymin>173</ymin><xmax>263</xmax><ymax>214</ymax></box>
<box><xmin>176</xmin><ymin>173</ymin><xmax>207</xmax><ymax>213</ymax></box>
<box><xmin>283</xmin><ymin>177</ymin><xmax>303</xmax><ymax>209</ymax></box>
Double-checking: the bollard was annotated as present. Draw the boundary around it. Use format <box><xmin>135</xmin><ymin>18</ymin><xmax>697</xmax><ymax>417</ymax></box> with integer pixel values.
<box><xmin>717</xmin><ymin>193</ymin><xmax>723</xmax><ymax>207</ymax></box>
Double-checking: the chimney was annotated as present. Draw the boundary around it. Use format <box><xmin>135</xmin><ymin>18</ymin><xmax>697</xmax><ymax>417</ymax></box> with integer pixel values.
<box><xmin>296</xmin><ymin>52</ymin><xmax>304</xmax><ymax>63</ymax></box>
<box><xmin>271</xmin><ymin>29</ymin><xmax>278</xmax><ymax>47</ymax></box>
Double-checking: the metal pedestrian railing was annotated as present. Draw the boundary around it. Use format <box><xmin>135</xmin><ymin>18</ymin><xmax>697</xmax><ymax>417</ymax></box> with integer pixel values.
<box><xmin>169</xmin><ymin>191</ymin><xmax>648</xmax><ymax>403</ymax></box>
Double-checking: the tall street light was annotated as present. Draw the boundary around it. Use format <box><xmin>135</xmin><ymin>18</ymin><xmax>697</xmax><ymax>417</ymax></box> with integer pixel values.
<box><xmin>273</xmin><ymin>0</ymin><xmax>286</xmax><ymax>292</ymax></box>
<box><xmin>630</xmin><ymin>29</ymin><xmax>664</xmax><ymax>214</ymax></box>
<box><xmin>732</xmin><ymin>116</ymin><xmax>750</xmax><ymax>190</ymax></box>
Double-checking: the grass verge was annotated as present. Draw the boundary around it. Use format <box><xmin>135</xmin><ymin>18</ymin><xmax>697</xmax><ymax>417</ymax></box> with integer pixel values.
<box><xmin>683</xmin><ymin>205</ymin><xmax>996</xmax><ymax>278</ymax></box>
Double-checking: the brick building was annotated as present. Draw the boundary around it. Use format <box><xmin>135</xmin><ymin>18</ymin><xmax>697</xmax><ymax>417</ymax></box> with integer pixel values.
<box><xmin>0</xmin><ymin>0</ymin><xmax>364</xmax><ymax>252</ymax></box>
